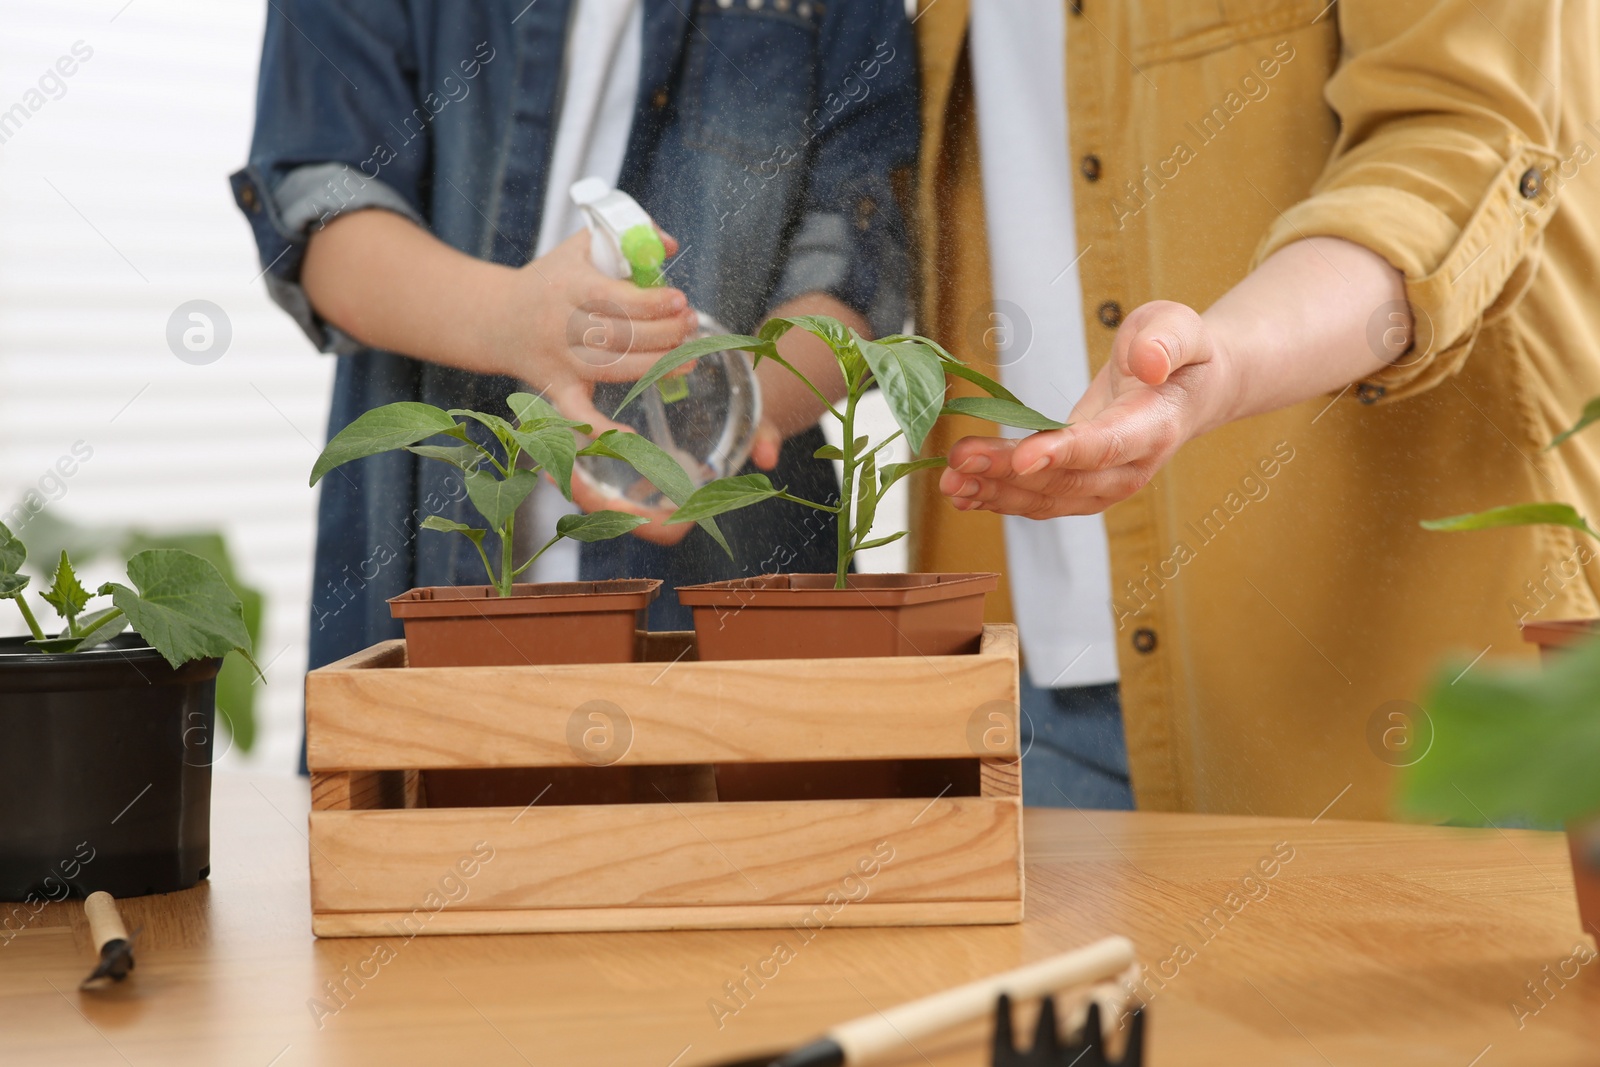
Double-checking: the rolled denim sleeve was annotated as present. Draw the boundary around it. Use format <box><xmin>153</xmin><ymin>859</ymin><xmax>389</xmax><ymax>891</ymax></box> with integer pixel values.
<box><xmin>230</xmin><ymin>0</ymin><xmax>429</xmax><ymax>353</ymax></box>
<box><xmin>1251</xmin><ymin>0</ymin><xmax>1562</xmax><ymax>403</ymax></box>
<box><xmin>768</xmin><ymin>6</ymin><xmax>918</xmax><ymax>338</ymax></box>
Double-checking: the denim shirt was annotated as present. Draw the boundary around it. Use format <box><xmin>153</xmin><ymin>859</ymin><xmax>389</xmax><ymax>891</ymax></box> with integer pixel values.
<box><xmin>231</xmin><ymin>0</ymin><xmax>917</xmax><ymax>676</ymax></box>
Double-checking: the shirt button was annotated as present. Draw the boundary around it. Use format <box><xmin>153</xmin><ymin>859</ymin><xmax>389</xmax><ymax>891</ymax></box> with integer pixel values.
<box><xmin>1070</xmin><ymin>0</ymin><xmax>1084</xmax><ymax>13</ymax></box>
<box><xmin>651</xmin><ymin>87</ymin><xmax>669</xmax><ymax>109</ymax></box>
<box><xmin>1132</xmin><ymin>628</ymin><xmax>1157</xmax><ymax>654</ymax></box>
<box><xmin>1357</xmin><ymin>382</ymin><xmax>1387</xmax><ymax>404</ymax></box>
<box><xmin>1097</xmin><ymin>300</ymin><xmax>1122</xmax><ymax>329</ymax></box>
<box><xmin>1080</xmin><ymin>154</ymin><xmax>1101</xmax><ymax>182</ymax></box>
<box><xmin>240</xmin><ymin>183</ymin><xmax>260</xmax><ymax>213</ymax></box>
<box><xmin>1520</xmin><ymin>167</ymin><xmax>1542</xmax><ymax>199</ymax></box>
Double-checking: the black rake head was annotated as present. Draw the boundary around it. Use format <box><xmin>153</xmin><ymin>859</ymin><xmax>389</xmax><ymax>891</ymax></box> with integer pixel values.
<box><xmin>990</xmin><ymin>993</ymin><xmax>1145</xmax><ymax>1067</ymax></box>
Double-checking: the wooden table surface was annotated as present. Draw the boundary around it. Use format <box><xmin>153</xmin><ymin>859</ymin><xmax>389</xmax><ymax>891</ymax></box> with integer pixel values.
<box><xmin>2</xmin><ymin>774</ymin><xmax>1596</xmax><ymax>1066</ymax></box>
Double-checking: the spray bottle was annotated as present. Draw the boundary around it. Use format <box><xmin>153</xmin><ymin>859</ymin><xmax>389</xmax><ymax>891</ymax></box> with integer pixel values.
<box><xmin>570</xmin><ymin>178</ymin><xmax>761</xmax><ymax>509</ymax></box>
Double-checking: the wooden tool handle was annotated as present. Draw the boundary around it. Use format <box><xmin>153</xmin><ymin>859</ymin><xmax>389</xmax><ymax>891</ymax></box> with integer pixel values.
<box><xmin>84</xmin><ymin>892</ymin><xmax>128</xmax><ymax>952</ymax></box>
<box><xmin>831</xmin><ymin>936</ymin><xmax>1136</xmax><ymax>1064</ymax></box>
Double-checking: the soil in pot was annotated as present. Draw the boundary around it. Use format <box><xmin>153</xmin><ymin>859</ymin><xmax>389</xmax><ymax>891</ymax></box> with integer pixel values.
<box><xmin>0</xmin><ymin>635</ymin><xmax>220</xmax><ymax>900</ymax></box>
<box><xmin>389</xmin><ymin>579</ymin><xmax>662</xmax><ymax>668</ymax></box>
<box><xmin>676</xmin><ymin>572</ymin><xmax>998</xmax><ymax>660</ymax></box>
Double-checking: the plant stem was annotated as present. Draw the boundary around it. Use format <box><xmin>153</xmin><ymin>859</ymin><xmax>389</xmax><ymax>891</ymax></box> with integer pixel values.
<box><xmin>499</xmin><ymin>512</ymin><xmax>516</xmax><ymax>597</ymax></box>
<box><xmin>12</xmin><ymin>596</ymin><xmax>45</xmax><ymax>642</ymax></box>
<box><xmin>773</xmin><ymin>492</ymin><xmax>840</xmax><ymax>513</ymax></box>
<box><xmin>511</xmin><ymin>533</ymin><xmax>564</xmax><ymax>578</ymax></box>
<box><xmin>836</xmin><ymin>383</ymin><xmax>861</xmax><ymax>590</ymax></box>
<box><xmin>75</xmin><ymin>607</ymin><xmax>124</xmax><ymax>640</ymax></box>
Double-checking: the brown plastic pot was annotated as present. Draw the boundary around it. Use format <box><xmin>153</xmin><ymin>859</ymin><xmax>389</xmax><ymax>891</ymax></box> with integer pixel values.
<box><xmin>676</xmin><ymin>572</ymin><xmax>998</xmax><ymax>661</ymax></box>
<box><xmin>387</xmin><ymin>579</ymin><xmax>661</xmax><ymax>667</ymax></box>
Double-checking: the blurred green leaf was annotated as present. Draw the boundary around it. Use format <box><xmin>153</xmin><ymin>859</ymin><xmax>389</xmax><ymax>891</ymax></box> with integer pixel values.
<box><xmin>813</xmin><ymin>444</ymin><xmax>844</xmax><ymax>461</ymax></box>
<box><xmin>1401</xmin><ymin>635</ymin><xmax>1600</xmax><ymax>825</ymax></box>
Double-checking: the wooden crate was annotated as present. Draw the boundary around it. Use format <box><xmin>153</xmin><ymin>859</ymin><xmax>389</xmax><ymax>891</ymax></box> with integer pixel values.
<box><xmin>304</xmin><ymin>625</ymin><xmax>1024</xmax><ymax>937</ymax></box>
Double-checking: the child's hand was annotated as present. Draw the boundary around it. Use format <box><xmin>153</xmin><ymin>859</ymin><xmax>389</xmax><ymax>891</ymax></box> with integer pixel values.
<box><xmin>489</xmin><ymin>230</ymin><xmax>700</xmax><ymax>432</ymax></box>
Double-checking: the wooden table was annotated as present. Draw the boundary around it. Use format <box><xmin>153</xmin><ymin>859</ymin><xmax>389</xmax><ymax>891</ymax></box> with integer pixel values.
<box><xmin>2</xmin><ymin>775</ymin><xmax>1596</xmax><ymax>1066</ymax></box>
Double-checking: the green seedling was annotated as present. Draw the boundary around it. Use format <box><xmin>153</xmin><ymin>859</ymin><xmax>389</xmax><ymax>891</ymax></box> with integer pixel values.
<box><xmin>310</xmin><ymin>392</ymin><xmax>728</xmax><ymax>597</ymax></box>
<box><xmin>0</xmin><ymin>520</ymin><xmax>256</xmax><ymax>670</ymax></box>
<box><xmin>616</xmin><ymin>315</ymin><xmax>1065</xmax><ymax>588</ymax></box>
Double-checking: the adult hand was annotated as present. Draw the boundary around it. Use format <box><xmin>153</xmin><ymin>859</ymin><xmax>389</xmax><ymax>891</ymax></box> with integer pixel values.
<box><xmin>486</xmin><ymin>229</ymin><xmax>700</xmax><ymax>433</ymax></box>
<box><xmin>940</xmin><ymin>300</ymin><xmax>1238</xmax><ymax>518</ymax></box>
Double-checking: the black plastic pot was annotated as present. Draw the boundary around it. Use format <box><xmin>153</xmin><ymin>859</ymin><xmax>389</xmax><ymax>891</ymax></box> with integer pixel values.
<box><xmin>0</xmin><ymin>635</ymin><xmax>220</xmax><ymax>900</ymax></box>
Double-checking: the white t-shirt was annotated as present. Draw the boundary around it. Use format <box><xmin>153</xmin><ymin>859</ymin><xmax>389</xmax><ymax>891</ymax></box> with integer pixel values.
<box><xmin>970</xmin><ymin>1</ymin><xmax>1119</xmax><ymax>688</ymax></box>
<box><xmin>517</xmin><ymin>0</ymin><xmax>642</xmax><ymax>582</ymax></box>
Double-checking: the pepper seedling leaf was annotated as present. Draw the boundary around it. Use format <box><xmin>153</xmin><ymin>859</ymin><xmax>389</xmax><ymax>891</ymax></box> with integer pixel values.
<box><xmin>312</xmin><ymin>402</ymin><xmax>461</xmax><ymax>486</ymax></box>
<box><xmin>856</xmin><ymin>531</ymin><xmax>908</xmax><ymax>551</ymax></box>
<box><xmin>942</xmin><ymin>396</ymin><xmax>1068</xmax><ymax>432</ymax></box>
<box><xmin>1549</xmin><ymin>397</ymin><xmax>1600</xmax><ymax>450</ymax></box>
<box><xmin>508</xmin><ymin>391</ymin><xmax>560</xmax><ymax>425</ymax></box>
<box><xmin>813</xmin><ymin>444</ymin><xmax>844</xmax><ymax>461</ymax></box>
<box><xmin>939</xmin><ymin>361</ymin><xmax>1021</xmax><ymax>404</ymax></box>
<box><xmin>879</xmin><ymin>456</ymin><xmax>949</xmax><ymax>496</ymax></box>
<box><xmin>854</xmin><ymin>451</ymin><xmax>878</xmax><ymax>541</ymax></box>
<box><xmin>665</xmin><ymin>473</ymin><xmax>782</xmax><ymax>525</ymax></box>
<box><xmin>405</xmin><ymin>444</ymin><xmax>485</xmax><ymax>472</ymax></box>
<box><xmin>857</xmin><ymin>338</ymin><xmax>948</xmax><ymax>453</ymax></box>
<box><xmin>40</xmin><ymin>551</ymin><xmax>90</xmax><ymax>623</ymax></box>
<box><xmin>511</xmin><ymin>423</ymin><xmax>580</xmax><ymax>499</ymax></box>
<box><xmin>420</xmin><ymin>516</ymin><xmax>487</xmax><ymax>545</ymax></box>
<box><xmin>578</xmin><ymin>430</ymin><xmax>732</xmax><ymax>556</ymax></box>
<box><xmin>100</xmin><ymin>549</ymin><xmax>255</xmax><ymax>672</ymax></box>
<box><xmin>615</xmin><ymin>334</ymin><xmax>774</xmax><ymax>415</ymax></box>
<box><xmin>464</xmin><ymin>469</ymin><xmax>540</xmax><ymax>531</ymax></box>
<box><xmin>1421</xmin><ymin>503</ymin><xmax>1600</xmax><ymax>540</ymax></box>
<box><xmin>556</xmin><ymin>510</ymin><xmax>651</xmax><ymax>542</ymax></box>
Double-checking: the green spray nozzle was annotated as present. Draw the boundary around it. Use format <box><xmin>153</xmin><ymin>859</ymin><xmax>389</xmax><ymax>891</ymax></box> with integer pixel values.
<box><xmin>620</xmin><ymin>224</ymin><xmax>666</xmax><ymax>289</ymax></box>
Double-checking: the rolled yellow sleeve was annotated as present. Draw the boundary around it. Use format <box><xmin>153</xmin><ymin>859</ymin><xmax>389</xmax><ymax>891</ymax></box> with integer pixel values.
<box><xmin>1252</xmin><ymin>0</ymin><xmax>1562</xmax><ymax>402</ymax></box>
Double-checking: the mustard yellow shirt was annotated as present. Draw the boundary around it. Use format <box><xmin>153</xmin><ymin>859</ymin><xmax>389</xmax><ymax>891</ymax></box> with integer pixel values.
<box><xmin>913</xmin><ymin>0</ymin><xmax>1600</xmax><ymax>818</ymax></box>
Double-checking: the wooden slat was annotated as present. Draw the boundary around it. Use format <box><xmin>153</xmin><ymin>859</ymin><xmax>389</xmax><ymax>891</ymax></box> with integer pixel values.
<box><xmin>309</xmin><ymin>797</ymin><xmax>1020</xmax><ymax>913</ymax></box>
<box><xmin>979</xmin><ymin>758</ymin><xmax>1021</xmax><ymax>799</ymax></box>
<box><xmin>306</xmin><ymin>625</ymin><xmax>1021</xmax><ymax>771</ymax></box>
<box><xmin>311</xmin><ymin>898</ymin><xmax>1023</xmax><ymax>937</ymax></box>
<box><xmin>310</xmin><ymin>770</ymin><xmax>420</xmax><ymax>811</ymax></box>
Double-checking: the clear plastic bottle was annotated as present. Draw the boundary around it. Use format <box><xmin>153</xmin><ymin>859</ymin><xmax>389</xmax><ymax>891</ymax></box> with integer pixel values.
<box><xmin>569</xmin><ymin>179</ymin><xmax>762</xmax><ymax>509</ymax></box>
